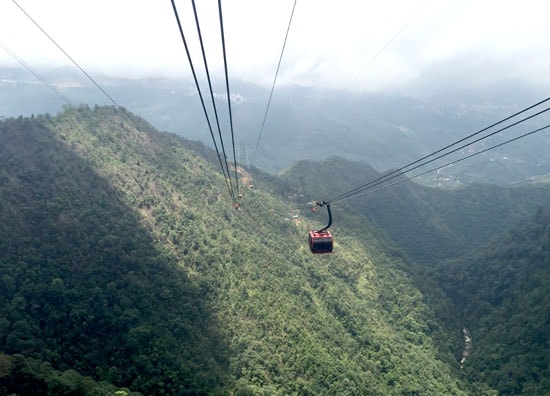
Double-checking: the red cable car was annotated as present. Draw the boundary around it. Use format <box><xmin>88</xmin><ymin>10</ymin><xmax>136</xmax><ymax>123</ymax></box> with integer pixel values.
<box><xmin>308</xmin><ymin>201</ymin><xmax>333</xmax><ymax>254</ymax></box>
<box><xmin>309</xmin><ymin>229</ymin><xmax>333</xmax><ymax>254</ymax></box>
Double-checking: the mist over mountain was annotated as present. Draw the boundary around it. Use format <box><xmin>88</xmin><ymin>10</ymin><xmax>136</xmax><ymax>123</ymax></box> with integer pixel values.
<box><xmin>2</xmin><ymin>66</ymin><xmax>549</xmax><ymax>187</ymax></box>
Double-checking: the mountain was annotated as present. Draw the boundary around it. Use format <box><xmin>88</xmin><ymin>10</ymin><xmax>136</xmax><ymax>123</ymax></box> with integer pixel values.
<box><xmin>276</xmin><ymin>158</ymin><xmax>550</xmax><ymax>393</ymax></box>
<box><xmin>2</xmin><ymin>66</ymin><xmax>549</xmax><ymax>185</ymax></box>
<box><xmin>0</xmin><ymin>106</ymin><xmax>469</xmax><ymax>394</ymax></box>
<box><xmin>0</xmin><ymin>105</ymin><xmax>548</xmax><ymax>395</ymax></box>
<box><xmin>0</xmin><ymin>108</ymin><xmax>229</xmax><ymax>394</ymax></box>
<box><xmin>277</xmin><ymin>157</ymin><xmax>550</xmax><ymax>263</ymax></box>
<box><xmin>438</xmin><ymin>208</ymin><xmax>550</xmax><ymax>395</ymax></box>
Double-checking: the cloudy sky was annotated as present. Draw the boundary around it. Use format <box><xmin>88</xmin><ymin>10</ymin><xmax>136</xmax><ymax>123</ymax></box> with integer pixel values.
<box><xmin>1</xmin><ymin>0</ymin><xmax>550</xmax><ymax>94</ymax></box>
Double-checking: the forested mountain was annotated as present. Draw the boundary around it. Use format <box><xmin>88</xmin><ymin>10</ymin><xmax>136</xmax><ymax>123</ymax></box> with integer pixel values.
<box><xmin>439</xmin><ymin>208</ymin><xmax>550</xmax><ymax>395</ymax></box>
<box><xmin>277</xmin><ymin>158</ymin><xmax>549</xmax><ymax>263</ymax></box>
<box><xmin>0</xmin><ymin>106</ymin><xmax>548</xmax><ymax>395</ymax></box>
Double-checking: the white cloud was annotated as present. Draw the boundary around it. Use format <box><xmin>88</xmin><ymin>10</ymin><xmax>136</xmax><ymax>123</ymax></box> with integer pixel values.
<box><xmin>1</xmin><ymin>0</ymin><xmax>550</xmax><ymax>94</ymax></box>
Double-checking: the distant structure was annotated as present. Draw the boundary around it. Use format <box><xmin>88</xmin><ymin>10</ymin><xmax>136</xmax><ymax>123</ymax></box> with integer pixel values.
<box><xmin>239</xmin><ymin>140</ymin><xmax>251</xmax><ymax>172</ymax></box>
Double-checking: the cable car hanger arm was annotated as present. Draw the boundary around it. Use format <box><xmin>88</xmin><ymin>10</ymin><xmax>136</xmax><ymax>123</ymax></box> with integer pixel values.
<box><xmin>315</xmin><ymin>201</ymin><xmax>332</xmax><ymax>232</ymax></box>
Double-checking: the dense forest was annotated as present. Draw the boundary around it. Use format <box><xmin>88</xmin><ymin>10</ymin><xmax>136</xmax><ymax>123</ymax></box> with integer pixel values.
<box><xmin>0</xmin><ymin>106</ymin><xmax>548</xmax><ymax>395</ymax></box>
<box><xmin>439</xmin><ymin>208</ymin><xmax>550</xmax><ymax>394</ymax></box>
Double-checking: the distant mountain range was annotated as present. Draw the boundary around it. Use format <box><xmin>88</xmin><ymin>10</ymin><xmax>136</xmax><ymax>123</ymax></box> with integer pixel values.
<box><xmin>1</xmin><ymin>65</ymin><xmax>549</xmax><ymax>186</ymax></box>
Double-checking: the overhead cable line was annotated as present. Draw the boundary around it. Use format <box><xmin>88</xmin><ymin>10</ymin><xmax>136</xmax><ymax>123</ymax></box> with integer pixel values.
<box><xmin>336</xmin><ymin>122</ymin><xmax>550</xmax><ymax>203</ymax></box>
<box><xmin>11</xmin><ymin>0</ymin><xmax>120</xmax><ymax>108</ymax></box>
<box><xmin>329</xmin><ymin>96</ymin><xmax>550</xmax><ymax>204</ymax></box>
<box><xmin>170</xmin><ymin>0</ymin><xmax>237</xmax><ymax>204</ymax></box>
<box><xmin>331</xmin><ymin>100</ymin><xmax>550</xmax><ymax>203</ymax></box>
<box><xmin>0</xmin><ymin>41</ymin><xmax>72</xmax><ymax>105</ymax></box>
<box><xmin>190</xmin><ymin>0</ymin><xmax>237</xmax><ymax>201</ymax></box>
<box><xmin>250</xmin><ymin>0</ymin><xmax>297</xmax><ymax>169</ymax></box>
<box><xmin>337</xmin><ymin>0</ymin><xmax>429</xmax><ymax>95</ymax></box>
<box><xmin>218</xmin><ymin>0</ymin><xmax>240</xmax><ymax>198</ymax></box>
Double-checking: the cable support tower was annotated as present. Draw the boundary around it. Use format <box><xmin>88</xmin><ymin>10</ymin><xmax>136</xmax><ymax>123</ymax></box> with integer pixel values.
<box><xmin>0</xmin><ymin>41</ymin><xmax>72</xmax><ymax>106</ymax></box>
<box><xmin>218</xmin><ymin>0</ymin><xmax>240</xmax><ymax>197</ymax></box>
<box><xmin>335</xmin><ymin>122</ymin><xmax>550</xmax><ymax>203</ymax></box>
<box><xmin>11</xmin><ymin>0</ymin><xmax>120</xmax><ymax>108</ymax></box>
<box><xmin>250</xmin><ymin>0</ymin><xmax>297</xmax><ymax>169</ymax></box>
<box><xmin>171</xmin><ymin>0</ymin><xmax>237</xmax><ymax>205</ymax></box>
<box><xmin>328</xmin><ymin>96</ymin><xmax>550</xmax><ymax>204</ymax></box>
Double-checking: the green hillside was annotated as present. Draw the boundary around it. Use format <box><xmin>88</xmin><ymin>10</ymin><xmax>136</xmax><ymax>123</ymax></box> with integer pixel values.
<box><xmin>277</xmin><ymin>158</ymin><xmax>549</xmax><ymax>263</ymax></box>
<box><xmin>278</xmin><ymin>157</ymin><xmax>550</xmax><ymax>395</ymax></box>
<box><xmin>0</xmin><ymin>105</ymin><xmax>548</xmax><ymax>395</ymax></box>
<box><xmin>439</xmin><ymin>208</ymin><xmax>550</xmax><ymax>395</ymax></box>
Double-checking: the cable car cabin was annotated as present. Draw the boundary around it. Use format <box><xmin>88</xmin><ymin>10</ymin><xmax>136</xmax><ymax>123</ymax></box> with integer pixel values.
<box><xmin>308</xmin><ymin>229</ymin><xmax>333</xmax><ymax>254</ymax></box>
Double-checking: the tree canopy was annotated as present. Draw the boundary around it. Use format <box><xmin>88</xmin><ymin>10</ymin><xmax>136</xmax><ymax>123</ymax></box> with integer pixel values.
<box><xmin>0</xmin><ymin>105</ymin><xmax>548</xmax><ymax>395</ymax></box>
